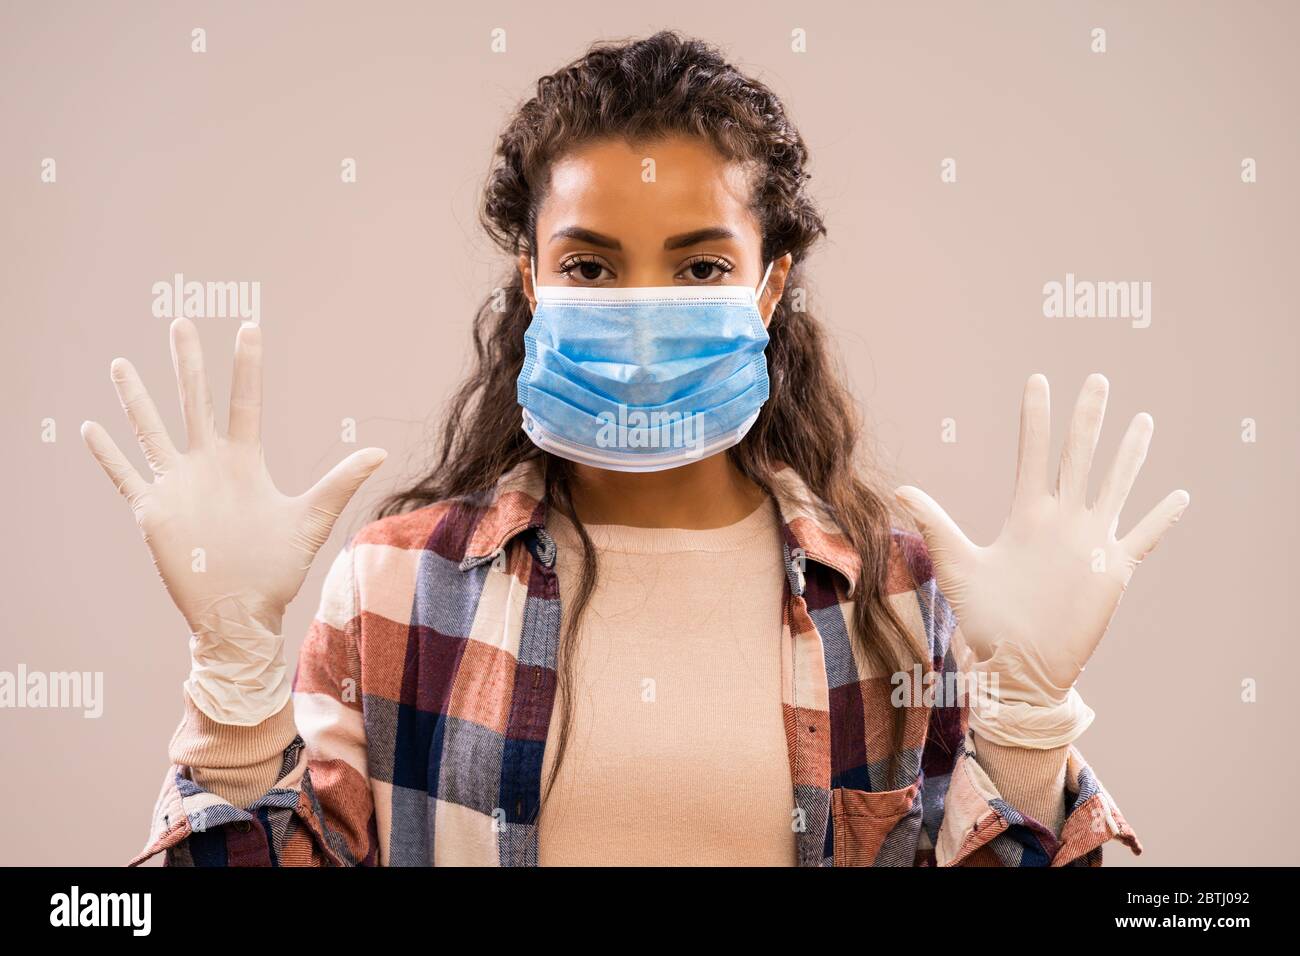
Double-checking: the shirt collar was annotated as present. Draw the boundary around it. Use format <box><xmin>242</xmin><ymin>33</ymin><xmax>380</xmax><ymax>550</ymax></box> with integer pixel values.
<box><xmin>457</xmin><ymin>457</ymin><xmax>863</xmax><ymax>594</ymax></box>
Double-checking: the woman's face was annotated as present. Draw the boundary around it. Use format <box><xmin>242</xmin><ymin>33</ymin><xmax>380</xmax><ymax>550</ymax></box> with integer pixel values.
<box><xmin>519</xmin><ymin>134</ymin><xmax>792</xmax><ymax>326</ymax></box>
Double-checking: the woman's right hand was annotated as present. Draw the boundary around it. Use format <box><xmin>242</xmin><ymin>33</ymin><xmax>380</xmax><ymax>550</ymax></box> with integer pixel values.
<box><xmin>81</xmin><ymin>317</ymin><xmax>386</xmax><ymax>722</ymax></box>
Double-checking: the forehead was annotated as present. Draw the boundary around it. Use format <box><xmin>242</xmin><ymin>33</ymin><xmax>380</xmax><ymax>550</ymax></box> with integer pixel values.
<box><xmin>537</xmin><ymin>136</ymin><xmax>759</xmax><ymax>239</ymax></box>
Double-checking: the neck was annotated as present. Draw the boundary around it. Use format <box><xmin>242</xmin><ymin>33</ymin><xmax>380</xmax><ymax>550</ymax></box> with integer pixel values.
<box><xmin>566</xmin><ymin>453</ymin><xmax>768</xmax><ymax>529</ymax></box>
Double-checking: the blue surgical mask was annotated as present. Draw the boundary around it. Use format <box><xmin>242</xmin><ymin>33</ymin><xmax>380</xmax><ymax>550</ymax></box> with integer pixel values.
<box><xmin>517</xmin><ymin>259</ymin><xmax>775</xmax><ymax>472</ymax></box>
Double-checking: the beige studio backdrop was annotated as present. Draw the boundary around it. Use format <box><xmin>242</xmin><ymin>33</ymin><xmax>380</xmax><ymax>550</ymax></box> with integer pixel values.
<box><xmin>1</xmin><ymin>0</ymin><xmax>1296</xmax><ymax>865</ymax></box>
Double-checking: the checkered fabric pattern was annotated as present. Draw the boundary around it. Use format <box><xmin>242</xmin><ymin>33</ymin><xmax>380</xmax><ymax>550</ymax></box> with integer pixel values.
<box><xmin>132</xmin><ymin>458</ymin><xmax>1141</xmax><ymax>867</ymax></box>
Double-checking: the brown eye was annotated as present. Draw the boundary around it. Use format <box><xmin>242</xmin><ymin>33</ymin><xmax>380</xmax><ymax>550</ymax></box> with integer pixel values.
<box><xmin>676</xmin><ymin>255</ymin><xmax>735</xmax><ymax>283</ymax></box>
<box><xmin>557</xmin><ymin>255</ymin><xmax>614</xmax><ymax>283</ymax></box>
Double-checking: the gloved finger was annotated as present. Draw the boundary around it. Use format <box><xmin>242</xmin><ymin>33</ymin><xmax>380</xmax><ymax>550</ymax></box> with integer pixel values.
<box><xmin>1056</xmin><ymin>373</ymin><xmax>1108</xmax><ymax>506</ymax></box>
<box><xmin>1013</xmin><ymin>373</ymin><xmax>1051</xmax><ymax>503</ymax></box>
<box><xmin>894</xmin><ymin>484</ymin><xmax>976</xmax><ymax>587</ymax></box>
<box><xmin>81</xmin><ymin>420</ymin><xmax>149</xmax><ymax>510</ymax></box>
<box><xmin>1095</xmin><ymin>412</ymin><xmax>1153</xmax><ymax>525</ymax></box>
<box><xmin>110</xmin><ymin>357</ymin><xmax>177</xmax><ymax>474</ymax></box>
<box><xmin>1121</xmin><ymin>489</ymin><xmax>1190</xmax><ymax>561</ymax></box>
<box><xmin>169</xmin><ymin>317</ymin><xmax>216</xmax><ymax>450</ymax></box>
<box><xmin>296</xmin><ymin>447</ymin><xmax>388</xmax><ymax>548</ymax></box>
<box><xmin>228</xmin><ymin>322</ymin><xmax>263</xmax><ymax>444</ymax></box>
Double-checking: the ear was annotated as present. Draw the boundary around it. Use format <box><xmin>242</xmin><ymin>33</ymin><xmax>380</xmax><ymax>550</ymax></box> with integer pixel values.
<box><xmin>758</xmin><ymin>253</ymin><xmax>794</xmax><ymax>328</ymax></box>
<box><xmin>517</xmin><ymin>254</ymin><xmax>537</xmax><ymax>313</ymax></box>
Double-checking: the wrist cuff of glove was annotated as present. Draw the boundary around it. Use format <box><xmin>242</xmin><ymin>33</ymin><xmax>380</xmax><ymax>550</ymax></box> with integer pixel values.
<box><xmin>184</xmin><ymin>673</ymin><xmax>293</xmax><ymax>727</ymax></box>
<box><xmin>185</xmin><ymin>614</ymin><xmax>292</xmax><ymax>726</ymax></box>
<box><xmin>967</xmin><ymin>685</ymin><xmax>1095</xmax><ymax>749</ymax></box>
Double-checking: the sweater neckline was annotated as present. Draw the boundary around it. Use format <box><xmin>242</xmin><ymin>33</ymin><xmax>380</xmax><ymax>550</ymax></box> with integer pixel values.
<box><xmin>546</xmin><ymin>497</ymin><xmax>778</xmax><ymax>555</ymax></box>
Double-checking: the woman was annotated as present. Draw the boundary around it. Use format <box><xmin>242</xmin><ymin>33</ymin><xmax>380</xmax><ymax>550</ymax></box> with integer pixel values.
<box><xmin>82</xmin><ymin>32</ymin><xmax>1187</xmax><ymax>867</ymax></box>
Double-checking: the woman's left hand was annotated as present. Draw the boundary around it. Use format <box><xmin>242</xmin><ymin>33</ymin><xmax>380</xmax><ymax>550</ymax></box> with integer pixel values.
<box><xmin>894</xmin><ymin>374</ymin><xmax>1189</xmax><ymax>741</ymax></box>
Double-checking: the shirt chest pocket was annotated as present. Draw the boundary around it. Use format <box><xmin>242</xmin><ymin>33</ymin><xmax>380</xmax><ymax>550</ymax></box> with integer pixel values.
<box><xmin>830</xmin><ymin>778</ymin><xmax>923</xmax><ymax>866</ymax></box>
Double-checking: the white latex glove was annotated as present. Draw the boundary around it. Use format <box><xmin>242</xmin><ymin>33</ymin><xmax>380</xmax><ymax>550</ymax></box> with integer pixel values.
<box><xmin>82</xmin><ymin>318</ymin><xmax>386</xmax><ymax>725</ymax></box>
<box><xmin>895</xmin><ymin>374</ymin><xmax>1190</xmax><ymax>748</ymax></box>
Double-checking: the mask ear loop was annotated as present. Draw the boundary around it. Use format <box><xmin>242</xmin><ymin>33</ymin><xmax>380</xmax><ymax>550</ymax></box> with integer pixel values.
<box><xmin>528</xmin><ymin>256</ymin><xmax>539</xmax><ymax>306</ymax></box>
<box><xmin>754</xmin><ymin>260</ymin><xmax>776</xmax><ymax>306</ymax></box>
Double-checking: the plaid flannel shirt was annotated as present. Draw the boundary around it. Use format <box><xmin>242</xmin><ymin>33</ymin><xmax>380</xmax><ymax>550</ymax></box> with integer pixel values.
<box><xmin>132</xmin><ymin>458</ymin><xmax>1142</xmax><ymax>867</ymax></box>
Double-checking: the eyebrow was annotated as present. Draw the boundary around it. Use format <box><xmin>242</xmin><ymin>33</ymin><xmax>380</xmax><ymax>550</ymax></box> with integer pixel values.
<box><xmin>547</xmin><ymin>225</ymin><xmax>739</xmax><ymax>252</ymax></box>
<box><xmin>663</xmin><ymin>227</ymin><xmax>738</xmax><ymax>250</ymax></box>
<box><xmin>549</xmin><ymin>226</ymin><xmax>621</xmax><ymax>250</ymax></box>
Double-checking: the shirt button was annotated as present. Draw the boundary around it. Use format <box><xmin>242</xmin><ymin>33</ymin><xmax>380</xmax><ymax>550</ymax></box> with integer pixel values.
<box><xmin>234</xmin><ymin>821</ymin><xmax>252</xmax><ymax>833</ymax></box>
